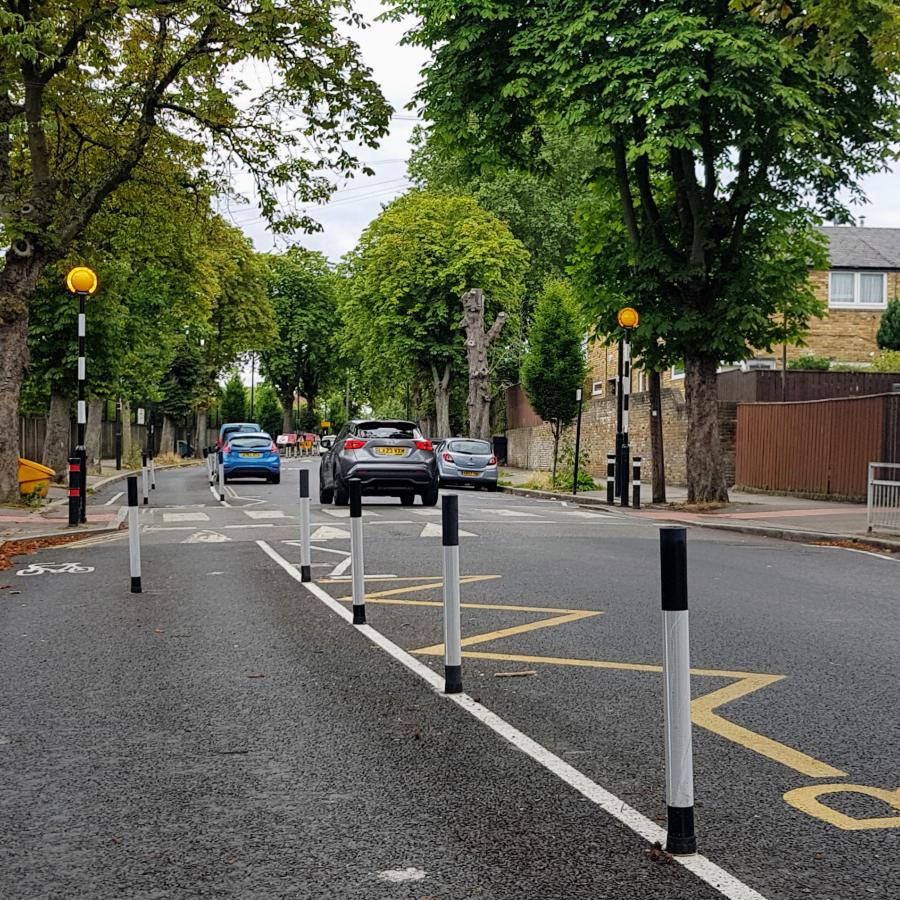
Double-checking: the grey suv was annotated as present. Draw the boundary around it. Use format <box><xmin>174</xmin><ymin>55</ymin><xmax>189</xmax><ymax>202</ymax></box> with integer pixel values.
<box><xmin>319</xmin><ymin>419</ymin><xmax>439</xmax><ymax>506</ymax></box>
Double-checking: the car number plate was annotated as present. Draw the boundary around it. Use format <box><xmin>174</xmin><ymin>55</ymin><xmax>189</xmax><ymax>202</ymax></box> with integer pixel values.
<box><xmin>462</xmin><ymin>470</ymin><xmax>480</xmax><ymax>477</ymax></box>
<box><xmin>376</xmin><ymin>447</ymin><xmax>405</xmax><ymax>455</ymax></box>
<box><xmin>239</xmin><ymin>452</ymin><xmax>263</xmax><ymax>458</ymax></box>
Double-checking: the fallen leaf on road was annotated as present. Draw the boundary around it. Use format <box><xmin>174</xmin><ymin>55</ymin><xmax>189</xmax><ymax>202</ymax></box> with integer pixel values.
<box><xmin>644</xmin><ymin>842</ymin><xmax>675</xmax><ymax>865</ymax></box>
<box><xmin>494</xmin><ymin>670</ymin><xmax>537</xmax><ymax>678</ymax></box>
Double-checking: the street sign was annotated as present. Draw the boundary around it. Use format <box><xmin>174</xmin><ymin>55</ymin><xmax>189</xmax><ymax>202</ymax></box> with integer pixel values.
<box><xmin>320</xmin><ymin>420</ymin><xmax>331</xmax><ymax>428</ymax></box>
<box><xmin>137</xmin><ymin>407</ymin><xmax>145</xmax><ymax>425</ymax></box>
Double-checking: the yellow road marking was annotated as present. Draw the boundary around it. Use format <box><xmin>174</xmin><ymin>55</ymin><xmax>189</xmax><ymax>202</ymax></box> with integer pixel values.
<box><xmin>360</xmin><ymin>575</ymin><xmax>501</xmax><ymax>599</ymax></box>
<box><xmin>783</xmin><ymin>784</ymin><xmax>900</xmax><ymax>830</ymax></box>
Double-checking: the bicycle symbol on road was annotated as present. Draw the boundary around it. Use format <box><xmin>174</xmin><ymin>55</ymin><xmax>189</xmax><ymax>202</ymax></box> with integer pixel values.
<box><xmin>16</xmin><ymin>562</ymin><xmax>95</xmax><ymax>576</ymax></box>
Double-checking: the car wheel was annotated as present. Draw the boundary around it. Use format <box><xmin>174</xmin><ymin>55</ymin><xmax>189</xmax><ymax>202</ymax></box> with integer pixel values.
<box><xmin>271</xmin><ymin>474</ymin><xmax>281</xmax><ymax>485</ymax></box>
<box><xmin>400</xmin><ymin>492</ymin><xmax>415</xmax><ymax>506</ymax></box>
<box><xmin>334</xmin><ymin>479</ymin><xmax>350</xmax><ymax>506</ymax></box>
<box><xmin>319</xmin><ymin>479</ymin><xmax>334</xmax><ymax>504</ymax></box>
<box><xmin>487</xmin><ymin>483</ymin><xmax>498</xmax><ymax>492</ymax></box>
<box><xmin>420</xmin><ymin>484</ymin><xmax>439</xmax><ymax>507</ymax></box>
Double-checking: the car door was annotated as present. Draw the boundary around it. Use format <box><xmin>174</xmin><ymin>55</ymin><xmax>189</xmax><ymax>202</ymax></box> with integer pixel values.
<box><xmin>324</xmin><ymin>425</ymin><xmax>349</xmax><ymax>488</ymax></box>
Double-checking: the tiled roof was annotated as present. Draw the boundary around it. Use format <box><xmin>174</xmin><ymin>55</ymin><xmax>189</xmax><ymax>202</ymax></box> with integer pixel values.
<box><xmin>818</xmin><ymin>226</ymin><xmax>900</xmax><ymax>269</ymax></box>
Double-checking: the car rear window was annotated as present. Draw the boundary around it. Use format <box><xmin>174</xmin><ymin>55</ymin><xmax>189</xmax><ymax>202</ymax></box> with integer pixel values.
<box><xmin>356</xmin><ymin>423</ymin><xmax>419</xmax><ymax>439</ymax></box>
<box><xmin>448</xmin><ymin>440</ymin><xmax>491</xmax><ymax>454</ymax></box>
<box><xmin>230</xmin><ymin>436</ymin><xmax>272</xmax><ymax>449</ymax></box>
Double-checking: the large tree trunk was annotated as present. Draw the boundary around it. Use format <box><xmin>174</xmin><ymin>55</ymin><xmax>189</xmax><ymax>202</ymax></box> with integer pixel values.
<box><xmin>430</xmin><ymin>362</ymin><xmax>451</xmax><ymax>439</ymax></box>
<box><xmin>460</xmin><ymin>288</ymin><xmax>506</xmax><ymax>440</ymax></box>
<box><xmin>684</xmin><ymin>355</ymin><xmax>728</xmax><ymax>503</ymax></box>
<box><xmin>649</xmin><ymin>370</ymin><xmax>666</xmax><ymax>503</ymax></box>
<box><xmin>42</xmin><ymin>392</ymin><xmax>71</xmax><ymax>482</ymax></box>
<box><xmin>0</xmin><ymin>312</ymin><xmax>29</xmax><ymax>501</ymax></box>
<box><xmin>195</xmin><ymin>407</ymin><xmax>208</xmax><ymax>457</ymax></box>
<box><xmin>121</xmin><ymin>400</ymin><xmax>133</xmax><ymax>466</ymax></box>
<box><xmin>160</xmin><ymin>415</ymin><xmax>176</xmax><ymax>456</ymax></box>
<box><xmin>85</xmin><ymin>399</ymin><xmax>104</xmax><ymax>474</ymax></box>
<box><xmin>281</xmin><ymin>399</ymin><xmax>294</xmax><ymax>435</ymax></box>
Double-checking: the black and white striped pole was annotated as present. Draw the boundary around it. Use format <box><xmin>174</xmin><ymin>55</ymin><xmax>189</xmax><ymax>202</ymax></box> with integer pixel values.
<box><xmin>67</xmin><ymin>455</ymin><xmax>81</xmax><ymax>526</ymax></box>
<box><xmin>349</xmin><ymin>478</ymin><xmax>366</xmax><ymax>625</ymax></box>
<box><xmin>298</xmin><ymin>468</ymin><xmax>312</xmax><ymax>582</ymax></box>
<box><xmin>149</xmin><ymin>446</ymin><xmax>156</xmax><ymax>490</ymax></box>
<box><xmin>616</xmin><ymin>307</ymin><xmax>639</xmax><ymax>508</ymax></box>
<box><xmin>442</xmin><ymin>494</ymin><xmax>463</xmax><ymax>693</ymax></box>
<box><xmin>660</xmin><ymin>526</ymin><xmax>697</xmax><ymax>855</ymax></box>
<box><xmin>141</xmin><ymin>450</ymin><xmax>149</xmax><ymax>505</ymax></box>
<box><xmin>632</xmin><ymin>456</ymin><xmax>642</xmax><ymax>509</ymax></box>
<box><xmin>217</xmin><ymin>449</ymin><xmax>225</xmax><ymax>502</ymax></box>
<box><xmin>606</xmin><ymin>453</ymin><xmax>615</xmax><ymax>505</ymax></box>
<box><xmin>127</xmin><ymin>475</ymin><xmax>142</xmax><ymax>594</ymax></box>
<box><xmin>66</xmin><ymin>267</ymin><xmax>97</xmax><ymax>523</ymax></box>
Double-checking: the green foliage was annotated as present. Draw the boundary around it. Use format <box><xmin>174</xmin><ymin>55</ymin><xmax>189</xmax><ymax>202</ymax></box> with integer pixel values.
<box><xmin>221</xmin><ymin>374</ymin><xmax>247</xmax><ymax>423</ymax></box>
<box><xmin>870</xmin><ymin>350</ymin><xmax>900</xmax><ymax>372</ymax></box>
<box><xmin>254</xmin><ymin>384</ymin><xmax>283</xmax><ymax>438</ymax></box>
<box><xmin>788</xmin><ymin>355</ymin><xmax>832</xmax><ymax>370</ymax></box>
<box><xmin>520</xmin><ymin>280</ymin><xmax>588</xmax><ymax>433</ymax></box>
<box><xmin>259</xmin><ymin>247</ymin><xmax>341</xmax><ymax>416</ymax></box>
<box><xmin>876</xmin><ymin>299</ymin><xmax>900</xmax><ymax>351</ymax></box>
<box><xmin>555</xmin><ymin>443</ymin><xmax>596</xmax><ymax>492</ymax></box>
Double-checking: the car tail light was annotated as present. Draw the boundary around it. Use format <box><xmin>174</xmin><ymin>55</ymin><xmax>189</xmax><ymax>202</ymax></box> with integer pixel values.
<box><xmin>442</xmin><ymin>452</ymin><xmax>453</xmax><ymax>462</ymax></box>
<box><xmin>415</xmin><ymin>440</ymin><xmax>433</xmax><ymax>451</ymax></box>
<box><xmin>489</xmin><ymin>455</ymin><xmax>497</xmax><ymax>465</ymax></box>
<box><xmin>344</xmin><ymin>438</ymin><xmax>366</xmax><ymax>450</ymax></box>
<box><xmin>223</xmin><ymin>443</ymin><xmax>231</xmax><ymax>454</ymax></box>
<box><xmin>270</xmin><ymin>442</ymin><xmax>277</xmax><ymax>452</ymax></box>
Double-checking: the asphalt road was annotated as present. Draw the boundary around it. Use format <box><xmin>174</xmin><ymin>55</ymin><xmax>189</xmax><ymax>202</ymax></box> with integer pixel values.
<box><xmin>0</xmin><ymin>460</ymin><xmax>897</xmax><ymax>899</ymax></box>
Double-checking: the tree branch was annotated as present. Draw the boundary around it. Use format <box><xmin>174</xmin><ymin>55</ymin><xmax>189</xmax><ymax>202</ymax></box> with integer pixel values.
<box><xmin>631</xmin><ymin>118</ymin><xmax>678</xmax><ymax>261</ymax></box>
<box><xmin>678</xmin><ymin>149</ymin><xmax>706</xmax><ymax>267</ymax></box>
<box><xmin>613</xmin><ymin>133</ymin><xmax>640</xmax><ymax>247</ymax></box>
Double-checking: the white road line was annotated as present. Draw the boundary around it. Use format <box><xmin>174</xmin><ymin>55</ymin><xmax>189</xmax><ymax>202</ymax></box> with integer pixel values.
<box><xmin>104</xmin><ymin>492</ymin><xmax>123</xmax><ymax>506</ymax></box>
<box><xmin>209</xmin><ymin>484</ymin><xmax>230</xmax><ymax>507</ymax></box>
<box><xmin>282</xmin><ymin>542</ymin><xmax>350</xmax><ymax>558</ymax></box>
<box><xmin>256</xmin><ymin>540</ymin><xmax>771</xmax><ymax>900</ymax></box>
<box><xmin>163</xmin><ymin>512</ymin><xmax>210</xmax><ymax>522</ymax></box>
<box><xmin>322</xmin><ymin>508</ymin><xmax>381</xmax><ymax>518</ymax></box>
<box><xmin>821</xmin><ymin>546</ymin><xmax>899</xmax><ymax>562</ymax></box>
<box><xmin>244</xmin><ymin>509</ymin><xmax>292</xmax><ymax>519</ymax></box>
<box><xmin>329</xmin><ymin>555</ymin><xmax>353</xmax><ymax>577</ymax></box>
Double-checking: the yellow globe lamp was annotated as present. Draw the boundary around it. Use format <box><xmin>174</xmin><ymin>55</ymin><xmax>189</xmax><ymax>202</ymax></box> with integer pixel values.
<box><xmin>617</xmin><ymin>306</ymin><xmax>639</xmax><ymax>330</ymax></box>
<box><xmin>66</xmin><ymin>266</ymin><xmax>98</xmax><ymax>295</ymax></box>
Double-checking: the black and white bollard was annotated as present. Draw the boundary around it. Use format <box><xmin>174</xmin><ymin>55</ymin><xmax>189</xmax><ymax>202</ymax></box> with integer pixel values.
<box><xmin>660</xmin><ymin>527</ymin><xmax>697</xmax><ymax>855</ymax></box>
<box><xmin>127</xmin><ymin>475</ymin><xmax>142</xmax><ymax>593</ymax></box>
<box><xmin>632</xmin><ymin>456</ymin><xmax>642</xmax><ymax>509</ymax></box>
<box><xmin>141</xmin><ymin>450</ymin><xmax>149</xmax><ymax>505</ymax></box>
<box><xmin>349</xmin><ymin>478</ymin><xmax>366</xmax><ymax>625</ymax></box>
<box><xmin>606</xmin><ymin>453</ymin><xmax>616</xmax><ymax>505</ymax></box>
<box><xmin>204</xmin><ymin>447</ymin><xmax>212</xmax><ymax>483</ymax></box>
<box><xmin>149</xmin><ymin>449</ymin><xmax>156</xmax><ymax>490</ymax></box>
<box><xmin>217</xmin><ymin>449</ymin><xmax>225</xmax><ymax>501</ymax></box>
<box><xmin>298</xmin><ymin>469</ymin><xmax>312</xmax><ymax>582</ymax></box>
<box><xmin>67</xmin><ymin>456</ymin><xmax>81</xmax><ymax>526</ymax></box>
<box><xmin>442</xmin><ymin>494</ymin><xmax>463</xmax><ymax>694</ymax></box>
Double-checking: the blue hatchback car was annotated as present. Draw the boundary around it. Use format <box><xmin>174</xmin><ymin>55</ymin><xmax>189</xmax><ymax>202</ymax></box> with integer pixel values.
<box><xmin>222</xmin><ymin>431</ymin><xmax>281</xmax><ymax>484</ymax></box>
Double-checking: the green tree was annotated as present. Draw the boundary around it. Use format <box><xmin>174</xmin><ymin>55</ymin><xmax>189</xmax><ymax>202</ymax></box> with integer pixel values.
<box><xmin>876</xmin><ymin>299</ymin><xmax>900</xmax><ymax>351</ymax></box>
<box><xmin>259</xmin><ymin>247</ymin><xmax>341</xmax><ymax>431</ymax></box>
<box><xmin>220</xmin><ymin>374</ymin><xmax>247</xmax><ymax>424</ymax></box>
<box><xmin>342</xmin><ymin>191</ymin><xmax>528</xmax><ymax>437</ymax></box>
<box><xmin>254</xmin><ymin>383</ymin><xmax>283</xmax><ymax>438</ymax></box>
<box><xmin>520</xmin><ymin>280</ymin><xmax>587</xmax><ymax>484</ymax></box>
<box><xmin>389</xmin><ymin>0</ymin><xmax>900</xmax><ymax>501</ymax></box>
<box><xmin>0</xmin><ymin>0</ymin><xmax>390</xmax><ymax>501</ymax></box>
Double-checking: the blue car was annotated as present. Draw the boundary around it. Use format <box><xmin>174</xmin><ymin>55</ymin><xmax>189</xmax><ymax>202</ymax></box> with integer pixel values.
<box><xmin>222</xmin><ymin>431</ymin><xmax>281</xmax><ymax>484</ymax></box>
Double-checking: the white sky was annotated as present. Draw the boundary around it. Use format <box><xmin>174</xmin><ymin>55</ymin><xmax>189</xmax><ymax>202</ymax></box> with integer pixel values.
<box><xmin>230</xmin><ymin>0</ymin><xmax>900</xmax><ymax>264</ymax></box>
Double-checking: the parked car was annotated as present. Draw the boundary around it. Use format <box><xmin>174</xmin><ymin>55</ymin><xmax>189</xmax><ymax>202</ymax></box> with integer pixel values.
<box><xmin>217</xmin><ymin>421</ymin><xmax>261</xmax><ymax>449</ymax></box>
<box><xmin>436</xmin><ymin>438</ymin><xmax>498</xmax><ymax>490</ymax></box>
<box><xmin>319</xmin><ymin>419</ymin><xmax>439</xmax><ymax>506</ymax></box>
<box><xmin>222</xmin><ymin>431</ymin><xmax>281</xmax><ymax>484</ymax></box>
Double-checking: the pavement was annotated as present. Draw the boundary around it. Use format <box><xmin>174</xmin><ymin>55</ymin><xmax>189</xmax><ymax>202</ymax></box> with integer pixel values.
<box><xmin>0</xmin><ymin>458</ymin><xmax>201</xmax><ymax>546</ymax></box>
<box><xmin>498</xmin><ymin>466</ymin><xmax>900</xmax><ymax>551</ymax></box>
<box><xmin>0</xmin><ymin>461</ymin><xmax>897</xmax><ymax>899</ymax></box>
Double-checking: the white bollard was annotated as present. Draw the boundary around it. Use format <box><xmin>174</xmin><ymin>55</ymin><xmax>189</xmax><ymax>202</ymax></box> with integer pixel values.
<box><xmin>349</xmin><ymin>478</ymin><xmax>365</xmax><ymax>624</ymax></box>
<box><xmin>442</xmin><ymin>494</ymin><xmax>462</xmax><ymax>694</ymax></box>
<box><xmin>217</xmin><ymin>449</ymin><xmax>225</xmax><ymax>501</ymax></box>
<box><xmin>149</xmin><ymin>450</ymin><xmax>156</xmax><ymax>490</ymax></box>
<box><xmin>660</xmin><ymin>526</ymin><xmax>697</xmax><ymax>854</ymax></box>
<box><xmin>299</xmin><ymin>468</ymin><xmax>311</xmax><ymax>582</ymax></box>
<box><xmin>141</xmin><ymin>451</ymin><xmax>149</xmax><ymax>505</ymax></box>
<box><xmin>127</xmin><ymin>475</ymin><xmax>142</xmax><ymax>593</ymax></box>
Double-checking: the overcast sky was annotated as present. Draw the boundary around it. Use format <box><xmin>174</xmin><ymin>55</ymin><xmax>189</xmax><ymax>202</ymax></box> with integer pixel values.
<box><xmin>231</xmin><ymin>0</ymin><xmax>900</xmax><ymax>264</ymax></box>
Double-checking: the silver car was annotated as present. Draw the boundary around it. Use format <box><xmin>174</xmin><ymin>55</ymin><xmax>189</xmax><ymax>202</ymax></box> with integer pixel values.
<box><xmin>319</xmin><ymin>419</ymin><xmax>439</xmax><ymax>506</ymax></box>
<box><xmin>436</xmin><ymin>438</ymin><xmax>498</xmax><ymax>490</ymax></box>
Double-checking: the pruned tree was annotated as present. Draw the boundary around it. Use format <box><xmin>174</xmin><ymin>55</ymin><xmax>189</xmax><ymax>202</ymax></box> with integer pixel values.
<box><xmin>0</xmin><ymin>0</ymin><xmax>389</xmax><ymax>500</ymax></box>
<box><xmin>520</xmin><ymin>280</ymin><xmax>587</xmax><ymax>485</ymax></box>
<box><xmin>459</xmin><ymin>288</ymin><xmax>506</xmax><ymax>440</ymax></box>
<box><xmin>388</xmin><ymin>0</ymin><xmax>900</xmax><ymax>501</ymax></box>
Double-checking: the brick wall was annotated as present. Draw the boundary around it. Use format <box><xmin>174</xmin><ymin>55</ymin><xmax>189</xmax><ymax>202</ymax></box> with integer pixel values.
<box><xmin>506</xmin><ymin>389</ymin><xmax>737</xmax><ymax>487</ymax></box>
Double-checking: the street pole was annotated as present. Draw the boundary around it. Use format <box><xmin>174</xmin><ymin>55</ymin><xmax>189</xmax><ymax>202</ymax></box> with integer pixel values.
<box><xmin>572</xmin><ymin>388</ymin><xmax>583</xmax><ymax>495</ymax></box>
<box><xmin>114</xmin><ymin>397</ymin><xmax>122</xmax><ymax>470</ymax></box>
<box><xmin>66</xmin><ymin>267</ymin><xmax>97</xmax><ymax>524</ymax></box>
<box><xmin>619</xmin><ymin>331</ymin><xmax>632</xmax><ymax>507</ymax></box>
<box><xmin>615</xmin><ymin>337</ymin><xmax>624</xmax><ymax>503</ymax></box>
<box><xmin>250</xmin><ymin>352</ymin><xmax>256</xmax><ymax>419</ymax></box>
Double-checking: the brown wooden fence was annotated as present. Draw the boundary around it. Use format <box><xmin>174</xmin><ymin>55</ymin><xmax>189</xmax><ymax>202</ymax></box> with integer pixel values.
<box><xmin>718</xmin><ymin>369</ymin><xmax>900</xmax><ymax>403</ymax></box>
<box><xmin>735</xmin><ymin>393</ymin><xmax>900</xmax><ymax>499</ymax></box>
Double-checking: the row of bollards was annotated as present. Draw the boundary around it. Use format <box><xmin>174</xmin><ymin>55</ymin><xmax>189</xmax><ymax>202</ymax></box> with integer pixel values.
<box><xmin>606</xmin><ymin>453</ymin><xmax>642</xmax><ymax>508</ymax></box>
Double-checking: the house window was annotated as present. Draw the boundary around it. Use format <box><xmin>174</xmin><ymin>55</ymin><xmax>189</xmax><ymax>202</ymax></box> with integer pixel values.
<box><xmin>591</xmin><ymin>380</ymin><xmax>604</xmax><ymax>396</ymax></box>
<box><xmin>828</xmin><ymin>271</ymin><xmax>887</xmax><ymax>308</ymax></box>
<box><xmin>671</xmin><ymin>363</ymin><xmax>685</xmax><ymax>381</ymax></box>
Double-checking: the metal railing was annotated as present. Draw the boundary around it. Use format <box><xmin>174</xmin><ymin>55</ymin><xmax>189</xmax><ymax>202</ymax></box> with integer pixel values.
<box><xmin>867</xmin><ymin>462</ymin><xmax>900</xmax><ymax>534</ymax></box>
